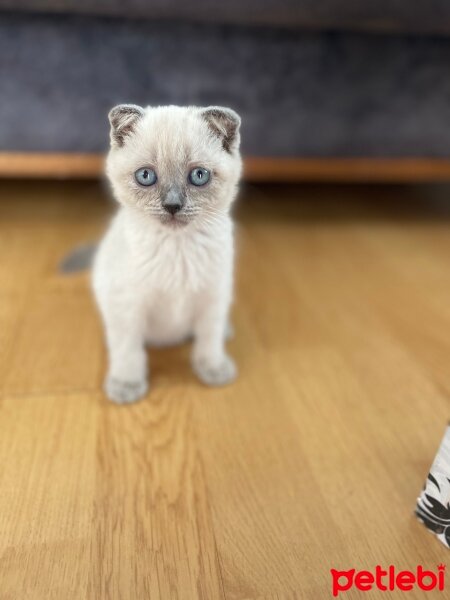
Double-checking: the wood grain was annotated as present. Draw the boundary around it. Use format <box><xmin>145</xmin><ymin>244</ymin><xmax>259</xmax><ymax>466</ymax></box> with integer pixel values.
<box><xmin>0</xmin><ymin>180</ymin><xmax>449</xmax><ymax>598</ymax></box>
<box><xmin>3</xmin><ymin>152</ymin><xmax>450</xmax><ymax>182</ymax></box>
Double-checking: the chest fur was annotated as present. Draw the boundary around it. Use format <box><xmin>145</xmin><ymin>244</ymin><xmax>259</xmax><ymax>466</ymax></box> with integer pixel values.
<box><xmin>130</xmin><ymin>227</ymin><xmax>229</xmax><ymax>294</ymax></box>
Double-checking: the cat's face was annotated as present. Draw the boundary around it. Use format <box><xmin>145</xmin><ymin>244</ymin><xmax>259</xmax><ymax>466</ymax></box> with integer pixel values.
<box><xmin>106</xmin><ymin>105</ymin><xmax>242</xmax><ymax>227</ymax></box>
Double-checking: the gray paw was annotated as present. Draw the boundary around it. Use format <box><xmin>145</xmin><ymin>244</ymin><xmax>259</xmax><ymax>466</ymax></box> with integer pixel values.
<box><xmin>105</xmin><ymin>376</ymin><xmax>149</xmax><ymax>404</ymax></box>
<box><xmin>192</xmin><ymin>354</ymin><xmax>237</xmax><ymax>387</ymax></box>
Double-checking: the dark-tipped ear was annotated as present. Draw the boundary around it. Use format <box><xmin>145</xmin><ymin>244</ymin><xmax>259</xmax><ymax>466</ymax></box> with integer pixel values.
<box><xmin>200</xmin><ymin>106</ymin><xmax>241</xmax><ymax>153</ymax></box>
<box><xmin>108</xmin><ymin>104</ymin><xmax>145</xmax><ymax>147</ymax></box>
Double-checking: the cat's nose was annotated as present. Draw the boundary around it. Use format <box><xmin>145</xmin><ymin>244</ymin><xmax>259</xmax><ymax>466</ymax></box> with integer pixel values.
<box><xmin>163</xmin><ymin>199</ymin><xmax>182</xmax><ymax>215</ymax></box>
<box><xmin>162</xmin><ymin>190</ymin><xmax>184</xmax><ymax>215</ymax></box>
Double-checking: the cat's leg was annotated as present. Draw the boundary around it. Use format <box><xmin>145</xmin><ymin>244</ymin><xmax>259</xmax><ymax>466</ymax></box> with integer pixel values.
<box><xmin>102</xmin><ymin>306</ymin><xmax>148</xmax><ymax>404</ymax></box>
<box><xmin>191</xmin><ymin>295</ymin><xmax>237</xmax><ymax>386</ymax></box>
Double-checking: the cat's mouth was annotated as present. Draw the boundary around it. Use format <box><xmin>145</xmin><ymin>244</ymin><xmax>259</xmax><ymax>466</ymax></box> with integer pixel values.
<box><xmin>159</xmin><ymin>212</ymin><xmax>191</xmax><ymax>228</ymax></box>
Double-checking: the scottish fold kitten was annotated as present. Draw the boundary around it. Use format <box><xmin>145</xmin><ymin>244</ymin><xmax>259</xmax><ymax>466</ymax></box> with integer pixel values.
<box><xmin>92</xmin><ymin>104</ymin><xmax>242</xmax><ymax>403</ymax></box>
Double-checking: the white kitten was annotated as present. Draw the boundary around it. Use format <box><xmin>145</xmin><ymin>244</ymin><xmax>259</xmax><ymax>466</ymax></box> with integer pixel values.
<box><xmin>92</xmin><ymin>104</ymin><xmax>242</xmax><ymax>403</ymax></box>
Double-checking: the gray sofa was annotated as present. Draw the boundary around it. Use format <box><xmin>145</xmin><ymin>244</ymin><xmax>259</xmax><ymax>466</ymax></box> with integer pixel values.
<box><xmin>1</xmin><ymin>2</ymin><xmax>450</xmax><ymax>159</ymax></box>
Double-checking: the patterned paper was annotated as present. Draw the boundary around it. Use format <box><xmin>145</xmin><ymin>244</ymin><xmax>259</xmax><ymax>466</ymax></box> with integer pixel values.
<box><xmin>416</xmin><ymin>425</ymin><xmax>450</xmax><ymax>548</ymax></box>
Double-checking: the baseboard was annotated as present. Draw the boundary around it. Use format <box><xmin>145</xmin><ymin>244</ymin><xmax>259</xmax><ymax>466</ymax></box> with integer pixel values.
<box><xmin>0</xmin><ymin>153</ymin><xmax>105</xmax><ymax>179</ymax></box>
<box><xmin>2</xmin><ymin>152</ymin><xmax>450</xmax><ymax>182</ymax></box>
<box><xmin>244</xmin><ymin>157</ymin><xmax>450</xmax><ymax>182</ymax></box>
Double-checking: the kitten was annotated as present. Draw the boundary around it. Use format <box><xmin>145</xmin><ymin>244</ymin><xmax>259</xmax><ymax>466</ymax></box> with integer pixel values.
<box><xmin>92</xmin><ymin>104</ymin><xmax>242</xmax><ymax>403</ymax></box>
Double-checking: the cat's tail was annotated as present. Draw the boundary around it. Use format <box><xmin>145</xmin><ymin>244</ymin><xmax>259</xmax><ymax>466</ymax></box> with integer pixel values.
<box><xmin>59</xmin><ymin>242</ymin><xmax>97</xmax><ymax>274</ymax></box>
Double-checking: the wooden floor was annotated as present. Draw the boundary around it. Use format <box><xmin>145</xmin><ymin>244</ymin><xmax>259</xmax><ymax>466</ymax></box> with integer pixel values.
<box><xmin>1</xmin><ymin>180</ymin><xmax>450</xmax><ymax>599</ymax></box>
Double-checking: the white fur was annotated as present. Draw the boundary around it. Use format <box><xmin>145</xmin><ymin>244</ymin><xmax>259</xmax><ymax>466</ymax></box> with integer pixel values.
<box><xmin>92</xmin><ymin>105</ymin><xmax>241</xmax><ymax>403</ymax></box>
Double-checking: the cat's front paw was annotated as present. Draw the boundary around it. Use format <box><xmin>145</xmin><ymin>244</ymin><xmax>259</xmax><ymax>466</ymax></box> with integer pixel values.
<box><xmin>104</xmin><ymin>376</ymin><xmax>149</xmax><ymax>404</ymax></box>
<box><xmin>192</xmin><ymin>354</ymin><xmax>237</xmax><ymax>387</ymax></box>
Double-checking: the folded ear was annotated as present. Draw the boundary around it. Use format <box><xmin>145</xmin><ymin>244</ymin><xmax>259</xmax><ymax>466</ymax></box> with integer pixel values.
<box><xmin>200</xmin><ymin>106</ymin><xmax>241</xmax><ymax>153</ymax></box>
<box><xmin>108</xmin><ymin>104</ymin><xmax>145</xmax><ymax>147</ymax></box>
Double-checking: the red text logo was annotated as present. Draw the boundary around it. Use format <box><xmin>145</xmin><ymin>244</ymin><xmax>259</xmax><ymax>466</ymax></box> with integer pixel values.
<box><xmin>330</xmin><ymin>565</ymin><xmax>445</xmax><ymax>596</ymax></box>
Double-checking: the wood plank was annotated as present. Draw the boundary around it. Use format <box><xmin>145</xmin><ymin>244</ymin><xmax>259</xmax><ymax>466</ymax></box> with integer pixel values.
<box><xmin>0</xmin><ymin>391</ymin><xmax>97</xmax><ymax>599</ymax></box>
<box><xmin>89</xmin><ymin>385</ymin><xmax>225</xmax><ymax>599</ymax></box>
<box><xmin>3</xmin><ymin>152</ymin><xmax>450</xmax><ymax>182</ymax></box>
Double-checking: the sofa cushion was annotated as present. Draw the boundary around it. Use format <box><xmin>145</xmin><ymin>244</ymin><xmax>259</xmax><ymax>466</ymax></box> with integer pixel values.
<box><xmin>2</xmin><ymin>13</ymin><xmax>450</xmax><ymax>158</ymax></box>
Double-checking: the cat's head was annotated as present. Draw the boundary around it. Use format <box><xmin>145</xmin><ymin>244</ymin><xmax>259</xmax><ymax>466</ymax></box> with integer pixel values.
<box><xmin>106</xmin><ymin>104</ymin><xmax>242</xmax><ymax>227</ymax></box>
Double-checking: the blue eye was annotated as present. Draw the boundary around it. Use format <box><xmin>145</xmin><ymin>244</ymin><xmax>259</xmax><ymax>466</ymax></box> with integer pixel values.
<box><xmin>188</xmin><ymin>167</ymin><xmax>210</xmax><ymax>186</ymax></box>
<box><xmin>135</xmin><ymin>167</ymin><xmax>157</xmax><ymax>186</ymax></box>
